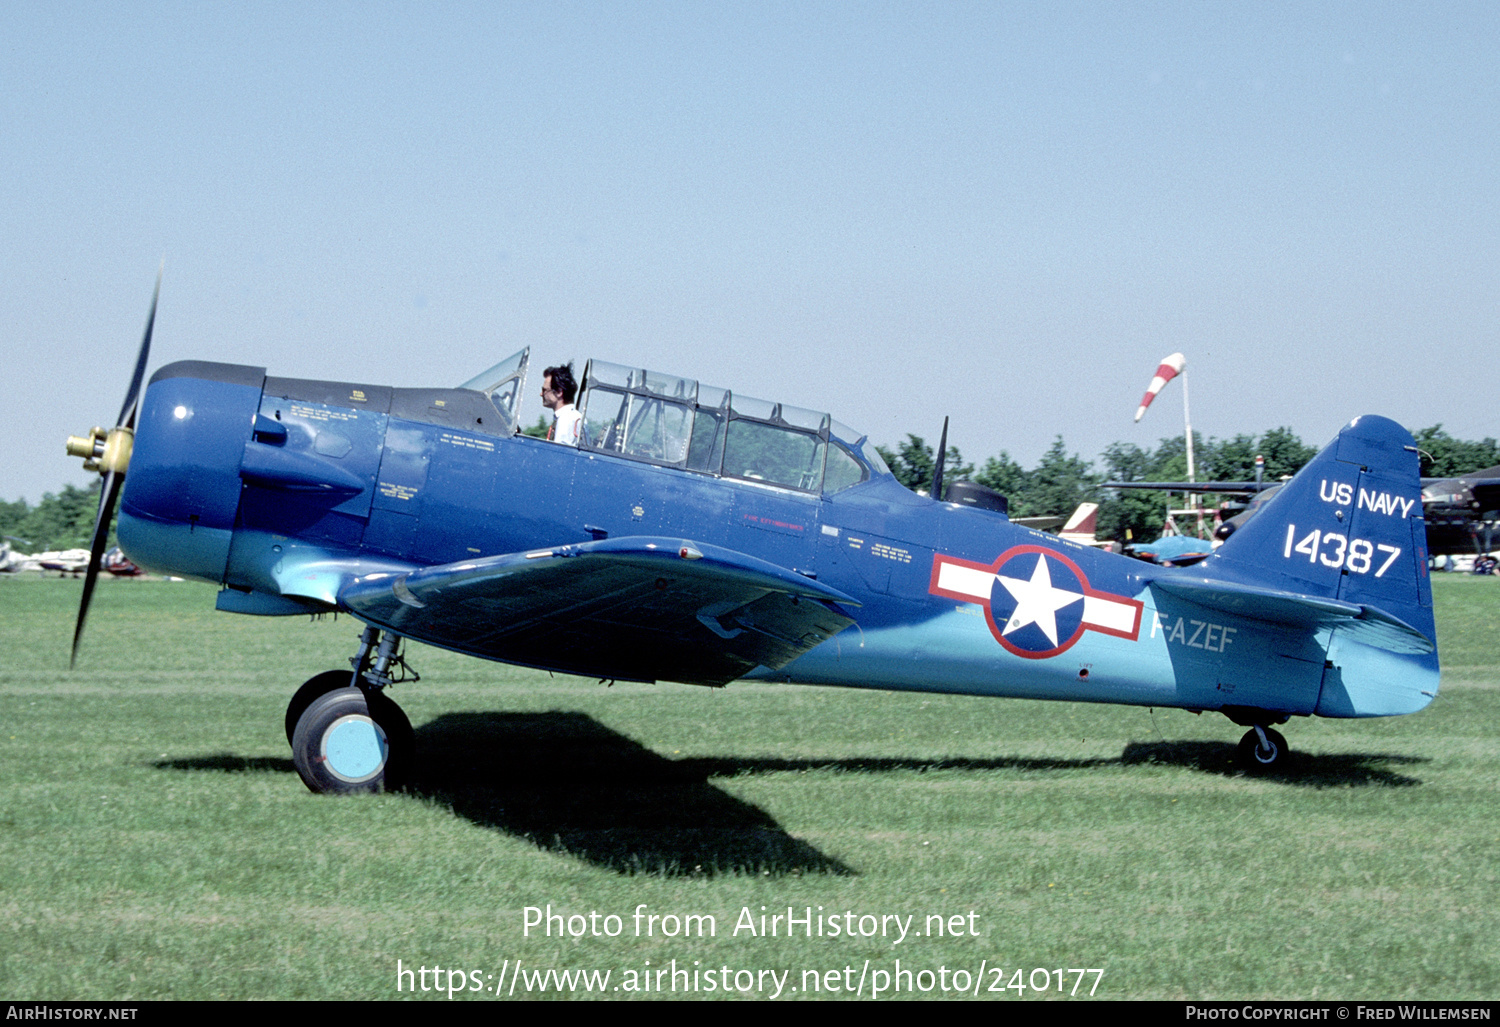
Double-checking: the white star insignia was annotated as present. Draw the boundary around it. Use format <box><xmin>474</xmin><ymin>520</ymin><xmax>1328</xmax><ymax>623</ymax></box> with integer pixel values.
<box><xmin>996</xmin><ymin>554</ymin><xmax>1084</xmax><ymax>646</ymax></box>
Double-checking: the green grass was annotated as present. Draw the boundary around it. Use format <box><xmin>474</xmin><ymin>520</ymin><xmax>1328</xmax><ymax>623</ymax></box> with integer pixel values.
<box><xmin>1</xmin><ymin>574</ymin><xmax>1497</xmax><ymax>1000</ymax></box>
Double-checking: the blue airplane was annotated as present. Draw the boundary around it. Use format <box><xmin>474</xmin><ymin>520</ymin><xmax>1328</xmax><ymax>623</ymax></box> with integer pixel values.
<box><xmin>68</xmin><ymin>284</ymin><xmax>1439</xmax><ymax>793</ymax></box>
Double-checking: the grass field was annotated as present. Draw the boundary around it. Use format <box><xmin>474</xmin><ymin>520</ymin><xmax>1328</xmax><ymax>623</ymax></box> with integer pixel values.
<box><xmin>1</xmin><ymin>574</ymin><xmax>1496</xmax><ymax>1001</ymax></box>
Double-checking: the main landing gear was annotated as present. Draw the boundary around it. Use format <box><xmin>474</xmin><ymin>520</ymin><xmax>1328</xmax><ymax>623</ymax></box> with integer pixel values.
<box><xmin>287</xmin><ymin>626</ymin><xmax>418</xmax><ymax>794</ymax></box>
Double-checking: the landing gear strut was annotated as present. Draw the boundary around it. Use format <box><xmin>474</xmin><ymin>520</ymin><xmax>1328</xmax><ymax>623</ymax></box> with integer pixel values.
<box><xmin>1235</xmin><ymin>725</ymin><xmax>1288</xmax><ymax>771</ymax></box>
<box><xmin>1220</xmin><ymin>706</ymin><xmax>1292</xmax><ymax>773</ymax></box>
<box><xmin>287</xmin><ymin>626</ymin><xmax>418</xmax><ymax>794</ymax></box>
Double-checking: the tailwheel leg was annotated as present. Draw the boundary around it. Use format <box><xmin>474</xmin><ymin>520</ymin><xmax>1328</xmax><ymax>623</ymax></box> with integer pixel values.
<box><xmin>1235</xmin><ymin>725</ymin><xmax>1289</xmax><ymax>771</ymax></box>
<box><xmin>289</xmin><ymin>627</ymin><xmax>417</xmax><ymax>794</ymax></box>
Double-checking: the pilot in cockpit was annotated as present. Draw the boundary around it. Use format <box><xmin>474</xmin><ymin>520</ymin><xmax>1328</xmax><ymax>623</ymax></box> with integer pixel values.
<box><xmin>541</xmin><ymin>363</ymin><xmax>582</xmax><ymax>446</ymax></box>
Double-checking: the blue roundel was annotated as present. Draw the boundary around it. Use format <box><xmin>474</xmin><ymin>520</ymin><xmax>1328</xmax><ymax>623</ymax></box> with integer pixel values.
<box><xmin>988</xmin><ymin>551</ymin><xmax>1087</xmax><ymax>655</ymax></box>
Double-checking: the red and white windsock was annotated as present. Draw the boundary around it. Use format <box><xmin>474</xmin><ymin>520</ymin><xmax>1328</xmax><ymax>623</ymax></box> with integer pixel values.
<box><xmin>1134</xmin><ymin>352</ymin><xmax>1186</xmax><ymax>423</ymax></box>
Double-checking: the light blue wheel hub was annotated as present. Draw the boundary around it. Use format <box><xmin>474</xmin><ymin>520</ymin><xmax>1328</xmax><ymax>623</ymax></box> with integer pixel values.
<box><xmin>322</xmin><ymin>714</ymin><xmax>389</xmax><ymax>783</ymax></box>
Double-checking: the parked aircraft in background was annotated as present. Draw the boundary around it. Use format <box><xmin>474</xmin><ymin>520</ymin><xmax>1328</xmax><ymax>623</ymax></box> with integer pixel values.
<box><xmin>1108</xmin><ymin>469</ymin><xmax>1500</xmax><ymax>558</ymax></box>
<box><xmin>1420</xmin><ymin>465</ymin><xmax>1500</xmax><ymax>556</ymax></box>
<box><xmin>1057</xmin><ymin>503</ymin><xmax>1108</xmax><ymax>548</ymax></box>
<box><xmin>0</xmin><ymin>541</ymin><xmax>27</xmax><ymax>573</ymax></box>
<box><xmin>1010</xmin><ymin>503</ymin><xmax>1113</xmax><ymax>549</ymax></box>
<box><xmin>1129</xmin><ymin>535</ymin><xmax>1216</xmax><ymax>566</ymax></box>
<box><xmin>66</xmin><ymin>280</ymin><xmax>1441</xmax><ymax>793</ymax></box>
<box><xmin>0</xmin><ymin>544</ymin><xmax>141</xmax><ymax>576</ymax></box>
<box><xmin>102</xmin><ymin>546</ymin><xmax>142</xmax><ymax>577</ymax></box>
<box><xmin>35</xmin><ymin>549</ymin><xmax>91</xmax><ymax>575</ymax></box>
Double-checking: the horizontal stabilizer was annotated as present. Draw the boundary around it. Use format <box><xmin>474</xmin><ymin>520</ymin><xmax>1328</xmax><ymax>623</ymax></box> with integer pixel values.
<box><xmin>1151</xmin><ymin>575</ymin><xmax>1434</xmax><ymax>655</ymax></box>
<box><xmin>339</xmin><ymin>536</ymin><xmax>858</xmax><ymax>686</ymax></box>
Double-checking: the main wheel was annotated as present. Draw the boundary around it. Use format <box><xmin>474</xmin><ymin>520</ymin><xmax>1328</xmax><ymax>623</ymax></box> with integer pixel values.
<box><xmin>1236</xmin><ymin>727</ymin><xmax>1288</xmax><ymax>771</ymax></box>
<box><xmin>291</xmin><ymin>687</ymin><xmax>413</xmax><ymax>794</ymax></box>
<box><xmin>285</xmin><ymin>670</ymin><xmax>355</xmax><ymax>744</ymax></box>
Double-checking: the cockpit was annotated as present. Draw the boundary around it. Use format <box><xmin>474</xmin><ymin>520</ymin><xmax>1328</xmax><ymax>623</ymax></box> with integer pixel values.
<box><xmin>459</xmin><ymin>348</ymin><xmax>890</xmax><ymax>495</ymax></box>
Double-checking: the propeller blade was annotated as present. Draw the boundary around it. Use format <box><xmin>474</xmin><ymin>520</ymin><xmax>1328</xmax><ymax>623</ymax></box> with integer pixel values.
<box><xmin>71</xmin><ymin>469</ymin><xmax>125</xmax><ymax>668</ymax></box>
<box><xmin>116</xmin><ymin>266</ymin><xmax>161</xmax><ymax>430</ymax></box>
<box><xmin>73</xmin><ymin>268</ymin><xmax>161</xmax><ymax>667</ymax></box>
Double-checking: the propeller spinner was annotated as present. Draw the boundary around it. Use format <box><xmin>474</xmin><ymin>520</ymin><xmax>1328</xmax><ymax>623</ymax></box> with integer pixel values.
<box><xmin>65</xmin><ymin>269</ymin><xmax>161</xmax><ymax>667</ymax></box>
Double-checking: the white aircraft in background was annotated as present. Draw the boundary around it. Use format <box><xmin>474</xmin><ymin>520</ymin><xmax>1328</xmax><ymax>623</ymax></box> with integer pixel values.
<box><xmin>1012</xmin><ymin>503</ymin><xmax>1115</xmax><ymax>550</ymax></box>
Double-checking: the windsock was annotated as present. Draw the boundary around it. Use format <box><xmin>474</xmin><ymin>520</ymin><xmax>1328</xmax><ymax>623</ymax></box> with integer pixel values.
<box><xmin>1134</xmin><ymin>352</ymin><xmax>1186</xmax><ymax>422</ymax></box>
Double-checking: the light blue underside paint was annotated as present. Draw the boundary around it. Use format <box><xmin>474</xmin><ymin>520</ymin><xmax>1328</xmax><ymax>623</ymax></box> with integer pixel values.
<box><xmin>763</xmin><ymin>602</ymin><xmax>1183</xmax><ymax>706</ymax></box>
<box><xmin>1316</xmin><ymin>628</ymin><xmax>1440</xmax><ymax>717</ymax></box>
<box><xmin>117</xmin><ymin>513</ymin><xmax>233</xmax><ymax>585</ymax></box>
<box><xmin>767</xmin><ymin>587</ymin><xmax>1435</xmax><ymax>720</ymax></box>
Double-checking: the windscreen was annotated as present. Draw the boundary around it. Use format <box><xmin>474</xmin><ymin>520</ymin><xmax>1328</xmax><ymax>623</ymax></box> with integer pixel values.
<box><xmin>457</xmin><ymin>348</ymin><xmax>529</xmax><ymax>431</ymax></box>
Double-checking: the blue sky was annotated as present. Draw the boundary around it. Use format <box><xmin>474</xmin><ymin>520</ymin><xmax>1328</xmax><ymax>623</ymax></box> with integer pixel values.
<box><xmin>5</xmin><ymin>2</ymin><xmax>1496</xmax><ymax>504</ymax></box>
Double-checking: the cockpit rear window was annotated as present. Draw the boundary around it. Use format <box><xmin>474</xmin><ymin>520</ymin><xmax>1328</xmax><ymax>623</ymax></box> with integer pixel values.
<box><xmin>824</xmin><ymin>441</ymin><xmax>867</xmax><ymax>493</ymax></box>
<box><xmin>723</xmin><ymin>419</ymin><xmax>827</xmax><ymax>491</ymax></box>
<box><xmin>574</xmin><ymin>359</ymin><xmax>881</xmax><ymax>493</ymax></box>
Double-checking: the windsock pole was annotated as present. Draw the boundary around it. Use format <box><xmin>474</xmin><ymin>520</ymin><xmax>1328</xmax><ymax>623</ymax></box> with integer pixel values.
<box><xmin>1181</xmin><ymin>366</ymin><xmax>1195</xmax><ymax>484</ymax></box>
<box><xmin>1135</xmin><ymin>351</ymin><xmax>1201</xmax><ymax>533</ymax></box>
<box><xmin>1181</xmin><ymin>366</ymin><xmax>1203</xmax><ymax>535</ymax></box>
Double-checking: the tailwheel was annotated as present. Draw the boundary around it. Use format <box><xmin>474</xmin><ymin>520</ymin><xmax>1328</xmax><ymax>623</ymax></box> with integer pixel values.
<box><xmin>1236</xmin><ymin>726</ymin><xmax>1288</xmax><ymax>772</ymax></box>
<box><xmin>291</xmin><ymin>687</ymin><xmax>414</xmax><ymax>794</ymax></box>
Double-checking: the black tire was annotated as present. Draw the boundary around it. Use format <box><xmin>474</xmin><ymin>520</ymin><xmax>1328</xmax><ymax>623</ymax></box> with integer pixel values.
<box><xmin>291</xmin><ymin>687</ymin><xmax>413</xmax><ymax>794</ymax></box>
<box><xmin>1236</xmin><ymin>727</ymin><xmax>1288</xmax><ymax>771</ymax></box>
<box><xmin>285</xmin><ymin>670</ymin><xmax>356</xmax><ymax>744</ymax></box>
<box><xmin>367</xmin><ymin>688</ymin><xmax>415</xmax><ymax>788</ymax></box>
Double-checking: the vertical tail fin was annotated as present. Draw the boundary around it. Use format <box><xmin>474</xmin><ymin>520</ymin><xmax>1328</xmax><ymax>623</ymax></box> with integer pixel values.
<box><xmin>1206</xmin><ymin>415</ymin><xmax>1436</xmax><ymax>715</ymax></box>
<box><xmin>1212</xmin><ymin>415</ymin><xmax>1430</xmax><ymax>616</ymax></box>
<box><xmin>1058</xmin><ymin>502</ymin><xmax>1101</xmax><ymax>545</ymax></box>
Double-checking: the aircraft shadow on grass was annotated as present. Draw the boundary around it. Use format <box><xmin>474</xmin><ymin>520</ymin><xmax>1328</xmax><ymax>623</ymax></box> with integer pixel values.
<box><xmin>153</xmin><ymin>711</ymin><xmax>852</xmax><ymax>878</ymax></box>
<box><xmin>152</xmin><ymin>713</ymin><xmax>1428</xmax><ymax>874</ymax></box>
<box><xmin>683</xmin><ymin>744</ymin><xmax>1427</xmax><ymax>788</ymax></box>
<box><xmin>1118</xmin><ymin>740</ymin><xmax>1427</xmax><ymax>787</ymax></box>
<box><xmin>404</xmin><ymin>711</ymin><xmax>852</xmax><ymax>877</ymax></box>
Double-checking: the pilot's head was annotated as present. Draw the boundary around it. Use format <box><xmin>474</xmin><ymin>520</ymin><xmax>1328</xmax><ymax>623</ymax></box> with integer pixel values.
<box><xmin>542</xmin><ymin>363</ymin><xmax>577</xmax><ymax>408</ymax></box>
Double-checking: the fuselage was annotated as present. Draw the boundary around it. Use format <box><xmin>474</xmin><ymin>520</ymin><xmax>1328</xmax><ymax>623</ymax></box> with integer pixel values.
<box><xmin>117</xmin><ymin>359</ymin><xmax>1438</xmax><ymax>722</ymax></box>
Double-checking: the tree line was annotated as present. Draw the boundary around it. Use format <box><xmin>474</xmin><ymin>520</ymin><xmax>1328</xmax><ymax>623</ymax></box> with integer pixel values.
<box><xmin>2</xmin><ymin>426</ymin><xmax>1494</xmax><ymax>553</ymax></box>
<box><xmin>0</xmin><ymin>483</ymin><xmax>103</xmax><ymax>553</ymax></box>
<box><xmin>879</xmin><ymin>424</ymin><xmax>1499</xmax><ymax>545</ymax></box>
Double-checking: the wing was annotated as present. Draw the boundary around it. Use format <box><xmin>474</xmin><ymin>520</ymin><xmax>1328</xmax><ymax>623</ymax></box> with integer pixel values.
<box><xmin>1102</xmin><ymin>480</ymin><xmax>1276</xmax><ymax>494</ymax></box>
<box><xmin>1010</xmin><ymin>515</ymin><xmax>1066</xmax><ymax>530</ymax></box>
<box><xmin>338</xmin><ymin>536</ymin><xmax>859</xmax><ymax>686</ymax></box>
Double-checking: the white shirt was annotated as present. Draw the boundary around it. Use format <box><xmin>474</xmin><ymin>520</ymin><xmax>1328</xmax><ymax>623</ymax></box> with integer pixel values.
<box><xmin>550</xmin><ymin>403</ymin><xmax>582</xmax><ymax>446</ymax></box>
